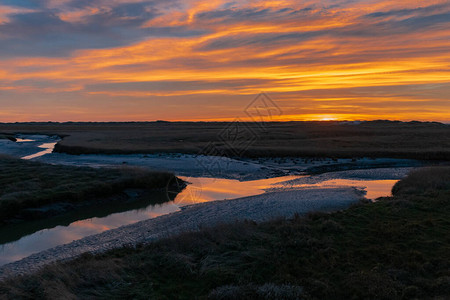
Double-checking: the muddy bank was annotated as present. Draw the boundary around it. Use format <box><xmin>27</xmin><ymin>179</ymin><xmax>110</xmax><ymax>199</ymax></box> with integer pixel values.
<box><xmin>0</xmin><ymin>134</ymin><xmax>426</xmax><ymax>180</ymax></box>
<box><xmin>37</xmin><ymin>153</ymin><xmax>424</xmax><ymax>181</ymax></box>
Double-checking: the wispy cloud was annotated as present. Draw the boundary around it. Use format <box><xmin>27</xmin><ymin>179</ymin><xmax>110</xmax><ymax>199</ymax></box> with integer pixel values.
<box><xmin>0</xmin><ymin>0</ymin><xmax>449</xmax><ymax>121</ymax></box>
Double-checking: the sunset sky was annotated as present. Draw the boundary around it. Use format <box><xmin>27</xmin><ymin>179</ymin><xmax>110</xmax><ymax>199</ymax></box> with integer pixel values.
<box><xmin>0</xmin><ymin>0</ymin><xmax>449</xmax><ymax>122</ymax></box>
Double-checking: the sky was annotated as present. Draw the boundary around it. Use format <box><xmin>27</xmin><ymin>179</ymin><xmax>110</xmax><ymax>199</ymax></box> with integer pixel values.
<box><xmin>0</xmin><ymin>0</ymin><xmax>449</xmax><ymax>122</ymax></box>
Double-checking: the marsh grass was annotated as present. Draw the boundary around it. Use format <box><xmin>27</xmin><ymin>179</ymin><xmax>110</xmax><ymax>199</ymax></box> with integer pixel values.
<box><xmin>1</xmin><ymin>167</ymin><xmax>449</xmax><ymax>299</ymax></box>
<box><xmin>392</xmin><ymin>166</ymin><xmax>450</xmax><ymax>195</ymax></box>
<box><xmin>0</xmin><ymin>156</ymin><xmax>175</xmax><ymax>223</ymax></box>
<box><xmin>1</xmin><ymin>121</ymin><xmax>449</xmax><ymax>159</ymax></box>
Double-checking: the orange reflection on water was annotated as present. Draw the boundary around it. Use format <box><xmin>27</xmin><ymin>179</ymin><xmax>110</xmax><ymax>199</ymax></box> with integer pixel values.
<box><xmin>173</xmin><ymin>176</ymin><xmax>299</xmax><ymax>205</ymax></box>
<box><xmin>21</xmin><ymin>143</ymin><xmax>57</xmax><ymax>160</ymax></box>
<box><xmin>298</xmin><ymin>179</ymin><xmax>399</xmax><ymax>200</ymax></box>
<box><xmin>174</xmin><ymin>176</ymin><xmax>398</xmax><ymax>205</ymax></box>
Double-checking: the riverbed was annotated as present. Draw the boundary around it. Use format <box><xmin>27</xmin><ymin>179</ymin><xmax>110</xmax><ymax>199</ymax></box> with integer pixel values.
<box><xmin>0</xmin><ymin>135</ymin><xmax>419</xmax><ymax>270</ymax></box>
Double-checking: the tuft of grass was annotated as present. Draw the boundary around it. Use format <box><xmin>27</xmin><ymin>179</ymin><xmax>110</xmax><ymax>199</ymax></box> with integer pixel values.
<box><xmin>1</xmin><ymin>167</ymin><xmax>449</xmax><ymax>299</ymax></box>
<box><xmin>0</xmin><ymin>156</ymin><xmax>177</xmax><ymax>224</ymax></box>
<box><xmin>392</xmin><ymin>166</ymin><xmax>450</xmax><ymax>196</ymax></box>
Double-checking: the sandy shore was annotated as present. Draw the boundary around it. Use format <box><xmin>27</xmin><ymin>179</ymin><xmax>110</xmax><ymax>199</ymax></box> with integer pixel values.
<box><xmin>0</xmin><ymin>187</ymin><xmax>363</xmax><ymax>280</ymax></box>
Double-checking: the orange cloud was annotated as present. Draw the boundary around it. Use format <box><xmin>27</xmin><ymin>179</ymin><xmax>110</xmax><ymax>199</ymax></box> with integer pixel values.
<box><xmin>0</xmin><ymin>0</ymin><xmax>449</xmax><ymax>122</ymax></box>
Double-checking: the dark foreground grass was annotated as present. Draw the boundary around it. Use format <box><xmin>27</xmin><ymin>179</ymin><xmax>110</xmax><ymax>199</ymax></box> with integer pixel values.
<box><xmin>0</xmin><ymin>156</ymin><xmax>176</xmax><ymax>224</ymax></box>
<box><xmin>1</xmin><ymin>167</ymin><xmax>449</xmax><ymax>299</ymax></box>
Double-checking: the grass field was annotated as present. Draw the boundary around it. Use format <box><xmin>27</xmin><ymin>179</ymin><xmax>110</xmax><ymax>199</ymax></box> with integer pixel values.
<box><xmin>0</xmin><ymin>156</ymin><xmax>177</xmax><ymax>224</ymax></box>
<box><xmin>1</xmin><ymin>167</ymin><xmax>449</xmax><ymax>299</ymax></box>
<box><xmin>1</xmin><ymin>121</ymin><xmax>449</xmax><ymax>160</ymax></box>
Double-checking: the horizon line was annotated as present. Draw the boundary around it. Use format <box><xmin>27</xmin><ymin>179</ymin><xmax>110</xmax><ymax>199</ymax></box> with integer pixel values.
<box><xmin>1</xmin><ymin>120</ymin><xmax>449</xmax><ymax>125</ymax></box>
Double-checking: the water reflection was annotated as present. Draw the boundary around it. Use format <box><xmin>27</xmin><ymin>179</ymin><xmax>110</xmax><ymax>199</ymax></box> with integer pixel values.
<box><xmin>173</xmin><ymin>176</ymin><xmax>299</xmax><ymax>205</ymax></box>
<box><xmin>0</xmin><ymin>192</ymin><xmax>180</xmax><ymax>266</ymax></box>
<box><xmin>311</xmin><ymin>179</ymin><xmax>398</xmax><ymax>200</ymax></box>
<box><xmin>22</xmin><ymin>142</ymin><xmax>57</xmax><ymax>160</ymax></box>
<box><xmin>0</xmin><ymin>202</ymin><xmax>181</xmax><ymax>266</ymax></box>
<box><xmin>0</xmin><ymin>191</ymin><xmax>175</xmax><ymax>246</ymax></box>
<box><xmin>174</xmin><ymin>176</ymin><xmax>397</xmax><ymax>205</ymax></box>
<box><xmin>0</xmin><ymin>175</ymin><xmax>399</xmax><ymax>267</ymax></box>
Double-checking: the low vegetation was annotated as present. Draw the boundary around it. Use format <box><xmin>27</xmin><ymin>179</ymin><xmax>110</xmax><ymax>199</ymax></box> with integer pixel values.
<box><xmin>1</xmin><ymin>167</ymin><xmax>449</xmax><ymax>299</ymax></box>
<box><xmin>392</xmin><ymin>166</ymin><xmax>450</xmax><ymax>195</ymax></box>
<box><xmin>1</xmin><ymin>120</ymin><xmax>449</xmax><ymax>159</ymax></box>
<box><xmin>0</xmin><ymin>156</ymin><xmax>177</xmax><ymax>224</ymax></box>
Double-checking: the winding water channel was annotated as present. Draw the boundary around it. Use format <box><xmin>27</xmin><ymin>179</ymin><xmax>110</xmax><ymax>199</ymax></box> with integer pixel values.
<box><xmin>0</xmin><ymin>135</ymin><xmax>411</xmax><ymax>266</ymax></box>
